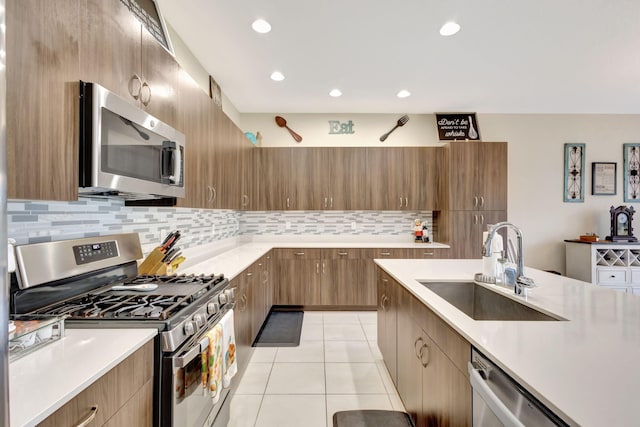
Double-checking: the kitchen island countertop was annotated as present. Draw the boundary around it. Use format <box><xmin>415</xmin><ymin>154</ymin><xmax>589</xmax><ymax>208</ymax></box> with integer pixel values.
<box><xmin>9</xmin><ymin>328</ymin><xmax>157</xmax><ymax>427</ymax></box>
<box><xmin>374</xmin><ymin>258</ymin><xmax>640</xmax><ymax>427</ymax></box>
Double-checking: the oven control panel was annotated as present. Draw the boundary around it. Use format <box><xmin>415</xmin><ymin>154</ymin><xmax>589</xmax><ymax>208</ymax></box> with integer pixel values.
<box><xmin>73</xmin><ymin>241</ymin><xmax>118</xmax><ymax>265</ymax></box>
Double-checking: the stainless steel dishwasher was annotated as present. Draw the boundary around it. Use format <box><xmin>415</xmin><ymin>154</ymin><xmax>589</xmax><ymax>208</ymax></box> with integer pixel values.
<box><xmin>468</xmin><ymin>348</ymin><xmax>569</xmax><ymax>427</ymax></box>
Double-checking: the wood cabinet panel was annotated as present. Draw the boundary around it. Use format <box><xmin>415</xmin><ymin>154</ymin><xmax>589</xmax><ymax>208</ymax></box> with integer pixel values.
<box><xmin>231</xmin><ymin>274</ymin><xmax>252</xmax><ymax>373</ymax></box>
<box><xmin>447</xmin><ymin>210</ymin><xmax>507</xmax><ymax>259</ymax></box>
<box><xmin>7</xmin><ymin>0</ymin><xmax>81</xmax><ymax>201</ymax></box>
<box><xmin>328</xmin><ymin>148</ymin><xmax>368</xmax><ymax>210</ymax></box>
<box><xmin>377</xmin><ymin>269</ymin><xmax>398</xmax><ymax>385</ymax></box>
<box><xmin>322</xmin><ymin>258</ymin><xmax>361</xmax><ymax>305</ymax></box>
<box><xmin>256</xmin><ymin>148</ymin><xmax>293</xmax><ymax>210</ymax></box>
<box><xmin>39</xmin><ymin>340</ymin><xmax>154</xmax><ymax>427</ymax></box>
<box><xmin>476</xmin><ymin>142</ymin><xmax>508</xmax><ymax>211</ymax></box>
<box><xmin>366</xmin><ymin>148</ymin><xmax>403</xmax><ymax>210</ymax></box>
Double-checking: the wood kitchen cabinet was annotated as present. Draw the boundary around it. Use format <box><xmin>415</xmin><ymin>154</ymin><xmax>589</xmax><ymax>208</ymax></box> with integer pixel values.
<box><xmin>393</xmin><ymin>271</ymin><xmax>471</xmax><ymax>427</ymax></box>
<box><xmin>6</xmin><ymin>0</ymin><xmax>81</xmax><ymax>201</ymax></box>
<box><xmin>256</xmin><ymin>148</ymin><xmax>295</xmax><ymax>210</ymax></box>
<box><xmin>446</xmin><ymin>210</ymin><xmax>507</xmax><ymax>259</ymax></box>
<box><xmin>81</xmin><ymin>0</ymin><xmax>179</xmax><ymax>126</ymax></box>
<box><xmin>447</xmin><ymin>141</ymin><xmax>507</xmax><ymax>211</ymax></box>
<box><xmin>377</xmin><ymin>268</ymin><xmax>398</xmax><ymax>386</ymax></box>
<box><xmin>232</xmin><ymin>270</ymin><xmax>253</xmax><ymax>374</ymax></box>
<box><xmin>39</xmin><ymin>340</ymin><xmax>154</xmax><ymax>427</ymax></box>
<box><xmin>273</xmin><ymin>248</ymin><xmax>322</xmax><ymax>305</ymax></box>
<box><xmin>366</xmin><ymin>147</ymin><xmax>445</xmax><ymax>211</ymax></box>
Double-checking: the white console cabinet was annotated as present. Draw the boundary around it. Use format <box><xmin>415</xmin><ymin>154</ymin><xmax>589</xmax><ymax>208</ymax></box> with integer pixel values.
<box><xmin>565</xmin><ymin>240</ymin><xmax>640</xmax><ymax>295</ymax></box>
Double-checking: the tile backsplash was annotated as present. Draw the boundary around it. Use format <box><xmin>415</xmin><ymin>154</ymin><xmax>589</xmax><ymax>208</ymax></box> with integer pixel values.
<box><xmin>8</xmin><ymin>198</ymin><xmax>435</xmax><ymax>253</ymax></box>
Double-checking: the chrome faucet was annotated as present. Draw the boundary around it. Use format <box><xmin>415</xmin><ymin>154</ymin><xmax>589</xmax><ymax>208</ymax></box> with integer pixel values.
<box><xmin>482</xmin><ymin>222</ymin><xmax>536</xmax><ymax>295</ymax></box>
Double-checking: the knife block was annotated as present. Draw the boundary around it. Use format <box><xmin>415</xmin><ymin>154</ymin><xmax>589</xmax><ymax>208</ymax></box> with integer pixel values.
<box><xmin>138</xmin><ymin>247</ymin><xmax>165</xmax><ymax>275</ymax></box>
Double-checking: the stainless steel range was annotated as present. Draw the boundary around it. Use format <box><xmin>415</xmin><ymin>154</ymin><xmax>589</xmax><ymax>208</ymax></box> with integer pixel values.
<box><xmin>10</xmin><ymin>233</ymin><xmax>234</xmax><ymax>427</ymax></box>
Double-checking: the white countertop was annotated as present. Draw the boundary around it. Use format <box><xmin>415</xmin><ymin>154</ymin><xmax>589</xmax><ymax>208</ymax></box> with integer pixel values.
<box><xmin>374</xmin><ymin>259</ymin><xmax>640</xmax><ymax>427</ymax></box>
<box><xmin>177</xmin><ymin>236</ymin><xmax>449</xmax><ymax>279</ymax></box>
<box><xmin>9</xmin><ymin>328</ymin><xmax>157</xmax><ymax>427</ymax></box>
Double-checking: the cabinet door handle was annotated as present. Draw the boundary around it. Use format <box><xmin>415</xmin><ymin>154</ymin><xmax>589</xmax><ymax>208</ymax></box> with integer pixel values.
<box><xmin>399</xmin><ymin>196</ymin><xmax>403</xmax><ymax>208</ymax></box>
<box><xmin>420</xmin><ymin>343</ymin><xmax>430</xmax><ymax>367</ymax></box>
<box><xmin>294</xmin><ymin>252</ymin><xmax>305</xmax><ymax>256</ymax></box>
<box><xmin>75</xmin><ymin>405</ymin><xmax>99</xmax><ymax>427</ymax></box>
<box><xmin>414</xmin><ymin>337</ymin><xmax>424</xmax><ymax>359</ymax></box>
<box><xmin>405</xmin><ymin>197</ymin><xmax>408</xmax><ymax>207</ymax></box>
<box><xmin>330</xmin><ymin>197</ymin><xmax>333</xmax><ymax>208</ymax></box>
<box><xmin>317</xmin><ymin>263</ymin><xmax>320</xmax><ymax>274</ymax></box>
<box><xmin>286</xmin><ymin>197</ymin><xmax>290</xmax><ymax>208</ymax></box>
<box><xmin>480</xmin><ymin>214</ymin><xmax>485</xmax><ymax>224</ymax></box>
<box><xmin>128</xmin><ymin>74</ymin><xmax>142</xmax><ymax>99</ymax></box>
<box><xmin>140</xmin><ymin>81</ymin><xmax>151</xmax><ymax>106</ymax></box>
<box><xmin>322</xmin><ymin>263</ymin><xmax>325</xmax><ymax>274</ymax></box>
<box><xmin>473</xmin><ymin>215</ymin><xmax>478</xmax><ymax>225</ymax></box>
<box><xmin>380</xmin><ymin>295</ymin><xmax>387</xmax><ymax>311</ymax></box>
<box><xmin>242</xmin><ymin>194</ymin><xmax>249</xmax><ymax>207</ymax></box>
<box><xmin>207</xmin><ymin>185</ymin><xmax>213</xmax><ymax>201</ymax></box>
<box><xmin>324</xmin><ymin>197</ymin><xmax>328</xmax><ymax>208</ymax></box>
<box><xmin>210</xmin><ymin>185</ymin><xmax>217</xmax><ymax>203</ymax></box>
<box><xmin>479</xmin><ymin>196</ymin><xmax>485</xmax><ymax>208</ymax></box>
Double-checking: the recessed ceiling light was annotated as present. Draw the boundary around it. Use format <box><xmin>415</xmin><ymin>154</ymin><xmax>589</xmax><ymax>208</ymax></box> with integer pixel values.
<box><xmin>270</xmin><ymin>71</ymin><xmax>285</xmax><ymax>81</ymax></box>
<box><xmin>440</xmin><ymin>21</ymin><xmax>460</xmax><ymax>36</ymax></box>
<box><xmin>251</xmin><ymin>19</ymin><xmax>271</xmax><ymax>34</ymax></box>
<box><xmin>329</xmin><ymin>89</ymin><xmax>342</xmax><ymax>97</ymax></box>
<box><xmin>397</xmin><ymin>90</ymin><xmax>411</xmax><ymax>98</ymax></box>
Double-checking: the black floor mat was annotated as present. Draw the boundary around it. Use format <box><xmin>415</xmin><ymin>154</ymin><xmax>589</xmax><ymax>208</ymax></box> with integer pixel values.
<box><xmin>253</xmin><ymin>310</ymin><xmax>304</xmax><ymax>347</ymax></box>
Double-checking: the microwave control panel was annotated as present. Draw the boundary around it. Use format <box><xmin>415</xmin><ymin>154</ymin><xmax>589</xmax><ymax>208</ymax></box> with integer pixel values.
<box><xmin>73</xmin><ymin>241</ymin><xmax>119</xmax><ymax>265</ymax></box>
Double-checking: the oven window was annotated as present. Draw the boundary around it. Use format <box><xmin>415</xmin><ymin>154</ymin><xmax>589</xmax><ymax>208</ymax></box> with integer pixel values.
<box><xmin>100</xmin><ymin>108</ymin><xmax>166</xmax><ymax>183</ymax></box>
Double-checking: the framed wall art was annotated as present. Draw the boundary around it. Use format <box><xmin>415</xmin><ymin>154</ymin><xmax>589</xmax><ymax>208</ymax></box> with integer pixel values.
<box><xmin>591</xmin><ymin>162</ymin><xmax>617</xmax><ymax>195</ymax></box>
<box><xmin>564</xmin><ymin>143</ymin><xmax>585</xmax><ymax>202</ymax></box>
<box><xmin>623</xmin><ymin>143</ymin><xmax>640</xmax><ymax>203</ymax></box>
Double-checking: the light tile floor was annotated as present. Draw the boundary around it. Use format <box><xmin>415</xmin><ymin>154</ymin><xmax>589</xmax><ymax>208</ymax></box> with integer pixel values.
<box><xmin>228</xmin><ymin>311</ymin><xmax>405</xmax><ymax>427</ymax></box>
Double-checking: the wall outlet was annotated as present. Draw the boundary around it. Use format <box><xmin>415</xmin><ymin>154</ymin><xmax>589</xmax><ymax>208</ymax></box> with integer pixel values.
<box><xmin>351</xmin><ymin>221</ymin><xmax>357</xmax><ymax>230</ymax></box>
<box><xmin>285</xmin><ymin>221</ymin><xmax>291</xmax><ymax>230</ymax></box>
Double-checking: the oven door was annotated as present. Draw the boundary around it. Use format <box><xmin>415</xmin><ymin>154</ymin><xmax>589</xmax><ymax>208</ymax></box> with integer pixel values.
<box><xmin>162</xmin><ymin>309</ymin><xmax>233</xmax><ymax>427</ymax></box>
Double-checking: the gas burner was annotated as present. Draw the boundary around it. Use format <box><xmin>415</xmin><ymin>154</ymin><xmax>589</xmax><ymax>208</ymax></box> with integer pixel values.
<box><xmin>126</xmin><ymin>273</ymin><xmax>224</xmax><ymax>287</ymax></box>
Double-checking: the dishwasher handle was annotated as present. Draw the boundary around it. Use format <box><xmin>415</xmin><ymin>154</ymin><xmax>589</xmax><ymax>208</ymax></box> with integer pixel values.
<box><xmin>468</xmin><ymin>362</ymin><xmax>525</xmax><ymax>427</ymax></box>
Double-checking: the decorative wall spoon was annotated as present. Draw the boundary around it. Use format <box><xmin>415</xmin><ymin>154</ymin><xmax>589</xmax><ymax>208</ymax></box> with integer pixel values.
<box><xmin>275</xmin><ymin>116</ymin><xmax>303</xmax><ymax>142</ymax></box>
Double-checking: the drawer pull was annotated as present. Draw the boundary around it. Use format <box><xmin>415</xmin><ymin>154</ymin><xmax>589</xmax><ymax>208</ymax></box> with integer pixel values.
<box><xmin>246</xmin><ymin>272</ymin><xmax>253</xmax><ymax>277</ymax></box>
<box><xmin>381</xmin><ymin>252</ymin><xmax>391</xmax><ymax>256</ymax></box>
<box><xmin>424</xmin><ymin>252</ymin><xmax>434</xmax><ymax>256</ymax></box>
<box><xmin>294</xmin><ymin>252</ymin><xmax>305</xmax><ymax>256</ymax></box>
<box><xmin>75</xmin><ymin>406</ymin><xmax>98</xmax><ymax>427</ymax></box>
<box><xmin>338</xmin><ymin>252</ymin><xmax>348</xmax><ymax>256</ymax></box>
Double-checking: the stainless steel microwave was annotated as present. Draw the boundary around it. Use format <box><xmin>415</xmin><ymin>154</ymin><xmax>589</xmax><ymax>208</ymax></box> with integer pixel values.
<box><xmin>79</xmin><ymin>81</ymin><xmax>185</xmax><ymax>200</ymax></box>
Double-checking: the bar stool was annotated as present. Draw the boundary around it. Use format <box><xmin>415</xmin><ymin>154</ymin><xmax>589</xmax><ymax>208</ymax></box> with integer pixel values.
<box><xmin>332</xmin><ymin>410</ymin><xmax>415</xmax><ymax>427</ymax></box>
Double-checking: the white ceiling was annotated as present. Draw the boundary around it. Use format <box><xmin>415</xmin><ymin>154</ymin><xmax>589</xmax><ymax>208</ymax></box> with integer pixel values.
<box><xmin>158</xmin><ymin>0</ymin><xmax>640</xmax><ymax>114</ymax></box>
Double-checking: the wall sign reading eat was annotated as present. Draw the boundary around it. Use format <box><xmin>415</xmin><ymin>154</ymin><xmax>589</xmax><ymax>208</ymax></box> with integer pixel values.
<box><xmin>328</xmin><ymin>120</ymin><xmax>355</xmax><ymax>135</ymax></box>
<box><xmin>435</xmin><ymin>113</ymin><xmax>480</xmax><ymax>140</ymax></box>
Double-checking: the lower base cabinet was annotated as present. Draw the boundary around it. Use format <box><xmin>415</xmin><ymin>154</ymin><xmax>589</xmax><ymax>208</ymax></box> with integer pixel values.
<box><xmin>377</xmin><ymin>269</ymin><xmax>398</xmax><ymax>386</ymax></box>
<box><xmin>39</xmin><ymin>340</ymin><xmax>154</xmax><ymax>427</ymax></box>
<box><xmin>380</xmin><ymin>267</ymin><xmax>471</xmax><ymax>427</ymax></box>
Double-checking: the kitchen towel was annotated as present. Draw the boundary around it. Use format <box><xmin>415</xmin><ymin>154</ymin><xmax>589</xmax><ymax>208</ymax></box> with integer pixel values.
<box><xmin>204</xmin><ymin>325</ymin><xmax>223</xmax><ymax>403</ymax></box>
<box><xmin>221</xmin><ymin>310</ymin><xmax>237</xmax><ymax>388</ymax></box>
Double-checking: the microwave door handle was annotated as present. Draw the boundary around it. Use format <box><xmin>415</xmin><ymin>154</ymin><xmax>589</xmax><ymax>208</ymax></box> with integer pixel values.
<box><xmin>161</xmin><ymin>141</ymin><xmax>181</xmax><ymax>185</ymax></box>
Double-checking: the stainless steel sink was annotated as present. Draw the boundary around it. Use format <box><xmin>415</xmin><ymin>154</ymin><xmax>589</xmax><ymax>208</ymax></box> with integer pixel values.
<box><xmin>418</xmin><ymin>281</ymin><xmax>564</xmax><ymax>321</ymax></box>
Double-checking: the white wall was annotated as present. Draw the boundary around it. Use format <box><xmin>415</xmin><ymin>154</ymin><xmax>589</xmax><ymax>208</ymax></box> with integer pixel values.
<box><xmin>241</xmin><ymin>112</ymin><xmax>640</xmax><ymax>273</ymax></box>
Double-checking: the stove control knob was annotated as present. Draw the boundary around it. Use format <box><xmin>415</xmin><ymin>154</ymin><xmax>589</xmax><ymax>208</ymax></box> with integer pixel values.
<box><xmin>184</xmin><ymin>321</ymin><xmax>196</xmax><ymax>336</ymax></box>
<box><xmin>207</xmin><ymin>302</ymin><xmax>220</xmax><ymax>315</ymax></box>
<box><xmin>225</xmin><ymin>288</ymin><xmax>235</xmax><ymax>301</ymax></box>
<box><xmin>193</xmin><ymin>314</ymin><xmax>205</xmax><ymax>328</ymax></box>
<box><xmin>218</xmin><ymin>293</ymin><xmax>228</xmax><ymax>304</ymax></box>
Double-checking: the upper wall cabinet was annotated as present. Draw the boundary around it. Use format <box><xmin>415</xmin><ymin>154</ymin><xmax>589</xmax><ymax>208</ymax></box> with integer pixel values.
<box><xmin>367</xmin><ymin>147</ymin><xmax>444</xmax><ymax>211</ymax></box>
<box><xmin>81</xmin><ymin>0</ymin><xmax>179</xmax><ymax>126</ymax></box>
<box><xmin>7</xmin><ymin>0</ymin><xmax>81</xmax><ymax>201</ymax></box>
<box><xmin>447</xmin><ymin>142</ymin><xmax>507</xmax><ymax>211</ymax></box>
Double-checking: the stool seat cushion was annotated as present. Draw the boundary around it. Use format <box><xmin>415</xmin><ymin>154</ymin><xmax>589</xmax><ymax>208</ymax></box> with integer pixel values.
<box><xmin>332</xmin><ymin>409</ymin><xmax>414</xmax><ymax>427</ymax></box>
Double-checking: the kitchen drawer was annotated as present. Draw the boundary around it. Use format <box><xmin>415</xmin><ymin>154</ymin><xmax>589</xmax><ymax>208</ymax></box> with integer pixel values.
<box><xmin>596</xmin><ymin>268</ymin><xmax>628</xmax><ymax>285</ymax></box>
<box><xmin>273</xmin><ymin>248</ymin><xmax>322</xmax><ymax>259</ymax></box>
<box><xmin>365</xmin><ymin>248</ymin><xmax>408</xmax><ymax>259</ymax></box>
<box><xmin>630</xmin><ymin>269</ymin><xmax>640</xmax><ymax>284</ymax></box>
<box><xmin>322</xmin><ymin>248</ymin><xmax>363</xmax><ymax>259</ymax></box>
<box><xmin>405</xmin><ymin>248</ymin><xmax>450</xmax><ymax>259</ymax></box>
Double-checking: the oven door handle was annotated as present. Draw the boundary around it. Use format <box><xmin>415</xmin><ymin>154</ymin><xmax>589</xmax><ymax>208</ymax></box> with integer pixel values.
<box><xmin>174</xmin><ymin>335</ymin><xmax>210</xmax><ymax>369</ymax></box>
